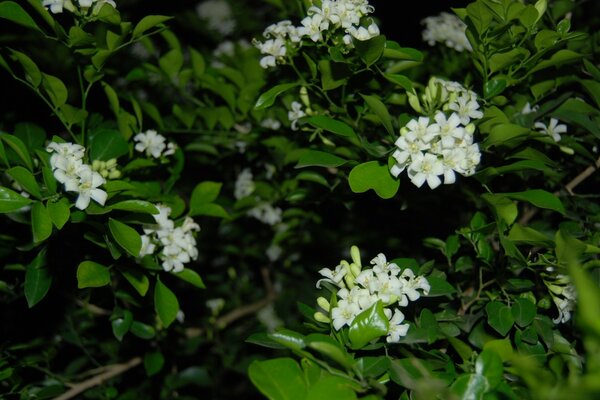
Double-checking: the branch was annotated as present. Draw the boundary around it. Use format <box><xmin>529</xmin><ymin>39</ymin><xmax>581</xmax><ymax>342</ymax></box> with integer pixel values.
<box><xmin>519</xmin><ymin>154</ymin><xmax>600</xmax><ymax>225</ymax></box>
<box><xmin>54</xmin><ymin>357</ymin><xmax>142</xmax><ymax>400</ymax></box>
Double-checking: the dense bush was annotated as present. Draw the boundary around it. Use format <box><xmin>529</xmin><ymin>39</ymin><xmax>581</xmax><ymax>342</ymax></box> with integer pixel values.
<box><xmin>1</xmin><ymin>0</ymin><xmax>599</xmax><ymax>399</ymax></box>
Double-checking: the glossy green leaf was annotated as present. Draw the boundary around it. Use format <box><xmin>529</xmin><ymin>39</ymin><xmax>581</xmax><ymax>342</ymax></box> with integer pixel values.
<box><xmin>111</xmin><ymin>310</ymin><xmax>133</xmax><ymax>342</ymax></box>
<box><xmin>255</xmin><ymin>83</ymin><xmax>298</xmax><ymax>110</ymax></box>
<box><xmin>248</xmin><ymin>358</ymin><xmax>307</xmax><ymax>400</ymax></box>
<box><xmin>296</xmin><ymin>150</ymin><xmax>348</xmax><ymax>168</ymax></box>
<box><xmin>130</xmin><ymin>321</ymin><xmax>156</xmax><ymax>339</ymax></box>
<box><xmin>0</xmin><ymin>186</ymin><xmax>33</xmax><ymax>212</ymax></box>
<box><xmin>173</xmin><ymin>268</ymin><xmax>205</xmax><ymax>289</ymax></box>
<box><xmin>481</xmin><ymin>194</ymin><xmax>518</xmax><ymax>226</ymax></box>
<box><xmin>154</xmin><ymin>278</ymin><xmax>179</xmax><ymax>328</ymax></box>
<box><xmin>354</xmin><ymin>356</ymin><xmax>389</xmax><ymax>378</ymax></box>
<box><xmin>382</xmin><ymin>43</ymin><xmax>423</xmax><ymax>61</ymax></box>
<box><xmin>88</xmin><ymin>128</ymin><xmax>129</xmax><ymax>161</ymax></box>
<box><xmin>507</xmin><ymin>224</ymin><xmax>553</xmax><ymax>247</ymax></box>
<box><xmin>305</xmin><ymin>333</ymin><xmax>352</xmax><ymax>368</ymax></box>
<box><xmin>24</xmin><ymin>249</ymin><xmax>51</xmax><ymax>308</ymax></box>
<box><xmin>360</xmin><ymin>94</ymin><xmax>394</xmax><ymax>135</ymax></box>
<box><xmin>531</xmin><ymin>49</ymin><xmax>581</xmax><ymax>73</ymax></box>
<box><xmin>0</xmin><ymin>133</ymin><xmax>34</xmax><ymax>170</ymax></box>
<box><xmin>355</xmin><ymin>34</ymin><xmax>386</xmax><ymax>67</ymax></box>
<box><xmin>11</xmin><ymin>50</ymin><xmax>42</xmax><ymax>87</ymax></box>
<box><xmin>159</xmin><ymin>48</ymin><xmax>183</xmax><ymax>80</ymax></box>
<box><xmin>77</xmin><ymin>261</ymin><xmax>110</xmax><ymax>288</ymax></box>
<box><xmin>489</xmin><ymin>48</ymin><xmax>530</xmax><ymax>73</ymax></box>
<box><xmin>319</xmin><ymin>60</ymin><xmax>350</xmax><ymax>91</ymax></box>
<box><xmin>14</xmin><ymin>122</ymin><xmax>45</xmax><ymax>149</ymax></box>
<box><xmin>268</xmin><ymin>329</ymin><xmax>306</xmax><ymax>352</ymax></box>
<box><xmin>450</xmin><ymin>373</ymin><xmax>488</xmax><ymax>399</ymax></box>
<box><xmin>348</xmin><ymin>301</ymin><xmax>389</xmax><ymax>349</ymax></box>
<box><xmin>306</xmin><ymin>376</ymin><xmax>358</xmax><ymax>400</ymax></box>
<box><xmin>483</xmin><ymin>123</ymin><xmax>530</xmax><ymax>148</ymax></box>
<box><xmin>42</xmin><ymin>73</ymin><xmax>68</xmax><ymax>108</ymax></box>
<box><xmin>190</xmin><ymin>181</ymin><xmax>221</xmax><ymax>206</ymax></box>
<box><xmin>31</xmin><ymin>201</ymin><xmax>52</xmax><ymax>243</ymax></box>
<box><xmin>6</xmin><ymin>166</ymin><xmax>40</xmax><ymax>199</ymax></box>
<box><xmin>108</xmin><ymin>200</ymin><xmax>159</xmax><ymax>215</ymax></box>
<box><xmin>486</xmin><ymin>301</ymin><xmax>515</xmax><ymax>336</ymax></box>
<box><xmin>108</xmin><ymin>218</ymin><xmax>142</xmax><ymax>257</ymax></box>
<box><xmin>383</xmin><ymin>73</ymin><xmax>414</xmax><ymax>92</ymax></box>
<box><xmin>306</xmin><ymin>115</ymin><xmax>357</xmax><ymax>139</ymax></box>
<box><xmin>504</xmin><ymin>190</ymin><xmax>565</xmax><ymax>215</ymax></box>
<box><xmin>0</xmin><ymin>1</ymin><xmax>42</xmax><ymax>32</ymax></box>
<box><xmin>144</xmin><ymin>351</ymin><xmax>165</xmax><ymax>376</ymax></box>
<box><xmin>132</xmin><ymin>15</ymin><xmax>172</xmax><ymax>38</ymax></box>
<box><xmin>120</xmin><ymin>267</ymin><xmax>150</xmax><ymax>296</ymax></box>
<box><xmin>475</xmin><ymin>349</ymin><xmax>503</xmax><ymax>389</ymax></box>
<box><xmin>46</xmin><ymin>198</ymin><xmax>70</xmax><ymax>229</ymax></box>
<box><xmin>189</xmin><ymin>203</ymin><xmax>229</xmax><ymax>218</ymax></box>
<box><xmin>348</xmin><ymin>161</ymin><xmax>399</xmax><ymax>199</ymax></box>
<box><xmin>426</xmin><ymin>276</ymin><xmax>457</xmax><ymax>296</ymax></box>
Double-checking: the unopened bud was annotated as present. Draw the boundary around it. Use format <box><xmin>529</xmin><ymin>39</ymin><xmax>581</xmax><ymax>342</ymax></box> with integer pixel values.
<box><xmin>314</xmin><ymin>311</ymin><xmax>331</xmax><ymax>323</ymax></box>
<box><xmin>559</xmin><ymin>145</ymin><xmax>574</xmax><ymax>155</ymax></box>
<box><xmin>350</xmin><ymin>245</ymin><xmax>361</xmax><ymax>268</ymax></box>
<box><xmin>407</xmin><ymin>92</ymin><xmax>421</xmax><ymax>113</ymax></box>
<box><xmin>465</xmin><ymin>123</ymin><xmax>476</xmax><ymax>135</ymax></box>
<box><xmin>317</xmin><ymin>296</ymin><xmax>330</xmax><ymax>312</ymax></box>
<box><xmin>108</xmin><ymin>170</ymin><xmax>121</xmax><ymax>179</ymax></box>
<box><xmin>300</xmin><ymin>86</ymin><xmax>310</xmax><ymax>108</ymax></box>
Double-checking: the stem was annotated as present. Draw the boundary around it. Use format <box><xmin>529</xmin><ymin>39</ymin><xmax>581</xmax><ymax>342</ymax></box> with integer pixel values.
<box><xmin>54</xmin><ymin>357</ymin><xmax>142</xmax><ymax>400</ymax></box>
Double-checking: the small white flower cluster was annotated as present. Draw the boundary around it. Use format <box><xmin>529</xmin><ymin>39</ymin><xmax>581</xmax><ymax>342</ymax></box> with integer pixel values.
<box><xmin>196</xmin><ymin>0</ymin><xmax>236</xmax><ymax>36</ymax></box>
<box><xmin>546</xmin><ymin>273</ymin><xmax>577</xmax><ymax>324</ymax></box>
<box><xmin>133</xmin><ymin>129</ymin><xmax>176</xmax><ymax>159</ymax></box>
<box><xmin>314</xmin><ymin>247</ymin><xmax>430</xmax><ymax>343</ymax></box>
<box><xmin>210</xmin><ymin>39</ymin><xmax>251</xmax><ymax>68</ymax></box>
<box><xmin>42</xmin><ymin>0</ymin><xmax>116</xmax><ymax>14</ymax></box>
<box><xmin>253</xmin><ymin>0</ymin><xmax>379</xmax><ymax>69</ymax></box>
<box><xmin>234</xmin><ymin>168</ymin><xmax>283</xmax><ymax>226</ymax></box>
<box><xmin>139</xmin><ymin>204</ymin><xmax>200</xmax><ymax>273</ymax></box>
<box><xmin>421</xmin><ymin>12</ymin><xmax>472</xmax><ymax>52</ymax></box>
<box><xmin>391</xmin><ymin>78</ymin><xmax>483</xmax><ymax>189</ymax></box>
<box><xmin>534</xmin><ymin>118</ymin><xmax>567</xmax><ymax>143</ymax></box>
<box><xmin>46</xmin><ymin>142</ymin><xmax>108</xmax><ymax>210</ymax></box>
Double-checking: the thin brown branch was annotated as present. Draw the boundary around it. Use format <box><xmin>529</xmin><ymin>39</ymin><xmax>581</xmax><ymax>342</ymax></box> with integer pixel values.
<box><xmin>214</xmin><ymin>267</ymin><xmax>277</xmax><ymax>330</ymax></box>
<box><xmin>54</xmin><ymin>357</ymin><xmax>142</xmax><ymax>400</ymax></box>
<box><xmin>519</xmin><ymin>154</ymin><xmax>600</xmax><ymax>225</ymax></box>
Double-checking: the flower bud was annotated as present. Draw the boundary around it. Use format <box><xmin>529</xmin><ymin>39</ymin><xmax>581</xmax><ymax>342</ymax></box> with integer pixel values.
<box><xmin>317</xmin><ymin>296</ymin><xmax>330</xmax><ymax>312</ymax></box>
<box><xmin>300</xmin><ymin>86</ymin><xmax>310</xmax><ymax>108</ymax></box>
<box><xmin>537</xmin><ymin>296</ymin><xmax>552</xmax><ymax>310</ymax></box>
<box><xmin>350</xmin><ymin>245</ymin><xmax>361</xmax><ymax>268</ymax></box>
<box><xmin>465</xmin><ymin>123</ymin><xmax>476</xmax><ymax>135</ymax></box>
<box><xmin>407</xmin><ymin>92</ymin><xmax>421</xmax><ymax>113</ymax></box>
<box><xmin>314</xmin><ymin>311</ymin><xmax>331</xmax><ymax>323</ymax></box>
<box><xmin>350</xmin><ymin>263</ymin><xmax>361</xmax><ymax>278</ymax></box>
<box><xmin>108</xmin><ymin>170</ymin><xmax>121</xmax><ymax>179</ymax></box>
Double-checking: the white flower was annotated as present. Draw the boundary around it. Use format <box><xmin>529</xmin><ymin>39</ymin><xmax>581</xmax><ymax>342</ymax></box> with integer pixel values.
<box><xmin>42</xmin><ymin>0</ymin><xmax>68</xmax><ymax>13</ymax></box>
<box><xmin>448</xmin><ymin>94</ymin><xmax>484</xmax><ymax>125</ymax></box>
<box><xmin>234</xmin><ymin>168</ymin><xmax>255</xmax><ymax>199</ymax></box>
<box><xmin>407</xmin><ymin>152</ymin><xmax>444</xmax><ymax>189</ymax></box>
<box><xmin>139</xmin><ymin>234</ymin><xmax>156</xmax><ymax>257</ymax></box>
<box><xmin>266</xmin><ymin>244</ymin><xmax>282</xmax><ymax>262</ymax></box>
<box><xmin>206</xmin><ymin>298</ymin><xmax>225</xmax><ymax>314</ymax></box>
<box><xmin>535</xmin><ymin>118</ymin><xmax>567</xmax><ymax>142</ymax></box>
<box><xmin>256</xmin><ymin>38</ymin><xmax>287</xmax><ymax>69</ymax></box>
<box><xmin>370</xmin><ymin>253</ymin><xmax>400</xmax><ymax>276</ymax></box>
<box><xmin>386</xmin><ymin>308</ymin><xmax>410</xmax><ymax>343</ymax></box>
<box><xmin>134</xmin><ymin>129</ymin><xmax>169</xmax><ymax>158</ymax></box>
<box><xmin>260</xmin><ymin>118</ymin><xmax>282</xmax><ymax>130</ymax></box>
<box><xmin>196</xmin><ymin>0</ymin><xmax>236</xmax><ymax>36</ymax></box>
<box><xmin>422</xmin><ymin>12</ymin><xmax>472</xmax><ymax>52</ymax></box>
<box><xmin>316</xmin><ymin>263</ymin><xmax>348</xmax><ymax>288</ymax></box>
<box><xmin>257</xmin><ymin>304</ymin><xmax>284</xmax><ymax>332</ymax></box>
<box><xmin>247</xmin><ymin>203</ymin><xmax>282</xmax><ymax>226</ymax></box>
<box><xmin>521</xmin><ymin>102</ymin><xmax>539</xmax><ymax>115</ymax></box>
<box><xmin>69</xmin><ymin>166</ymin><xmax>107</xmax><ymax>210</ymax></box>
<box><xmin>288</xmin><ymin>101</ymin><xmax>306</xmax><ymax>130</ymax></box>
<box><xmin>298</xmin><ymin>14</ymin><xmax>329</xmax><ymax>42</ymax></box>
<box><xmin>331</xmin><ymin>299</ymin><xmax>361</xmax><ymax>330</ymax></box>
<box><xmin>434</xmin><ymin>112</ymin><xmax>465</xmax><ymax>148</ymax></box>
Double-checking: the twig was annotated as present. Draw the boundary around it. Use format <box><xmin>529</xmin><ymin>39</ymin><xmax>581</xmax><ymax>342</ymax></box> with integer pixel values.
<box><xmin>53</xmin><ymin>357</ymin><xmax>142</xmax><ymax>400</ymax></box>
<box><xmin>519</xmin><ymin>154</ymin><xmax>600</xmax><ymax>225</ymax></box>
<box><xmin>214</xmin><ymin>267</ymin><xmax>277</xmax><ymax>330</ymax></box>
<box><xmin>458</xmin><ymin>269</ymin><xmax>495</xmax><ymax>316</ymax></box>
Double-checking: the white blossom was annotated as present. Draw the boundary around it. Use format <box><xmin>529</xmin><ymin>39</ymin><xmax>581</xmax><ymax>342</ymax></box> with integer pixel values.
<box><xmin>196</xmin><ymin>0</ymin><xmax>236</xmax><ymax>36</ymax></box>
<box><xmin>422</xmin><ymin>12</ymin><xmax>472</xmax><ymax>52</ymax></box>
<box><xmin>288</xmin><ymin>101</ymin><xmax>306</xmax><ymax>130</ymax></box>
<box><xmin>234</xmin><ymin>168</ymin><xmax>255</xmax><ymax>200</ymax></box>
<box><xmin>535</xmin><ymin>118</ymin><xmax>567</xmax><ymax>142</ymax></box>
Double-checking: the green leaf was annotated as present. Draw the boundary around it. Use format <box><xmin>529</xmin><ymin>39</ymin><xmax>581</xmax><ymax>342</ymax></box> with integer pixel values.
<box><xmin>0</xmin><ymin>186</ymin><xmax>33</xmax><ymax>212</ymax></box>
<box><xmin>450</xmin><ymin>373</ymin><xmax>488</xmax><ymax>399</ymax></box>
<box><xmin>190</xmin><ymin>181</ymin><xmax>221</xmax><ymax>206</ymax></box>
<box><xmin>144</xmin><ymin>351</ymin><xmax>165</xmax><ymax>377</ymax></box>
<box><xmin>383</xmin><ymin>73</ymin><xmax>414</xmax><ymax>92</ymax></box>
<box><xmin>255</xmin><ymin>83</ymin><xmax>298</xmax><ymax>110</ymax></box>
<box><xmin>306</xmin><ymin>115</ymin><xmax>357</xmax><ymax>139</ymax></box>
<box><xmin>112</xmin><ymin>309</ymin><xmax>132</xmax><ymax>341</ymax></box>
<box><xmin>305</xmin><ymin>333</ymin><xmax>352</xmax><ymax>369</ymax></box>
<box><xmin>360</xmin><ymin>94</ymin><xmax>394</xmax><ymax>135</ymax></box>
<box><xmin>0</xmin><ymin>1</ymin><xmax>42</xmax><ymax>32</ymax></box>
<box><xmin>486</xmin><ymin>301</ymin><xmax>515</xmax><ymax>336</ymax></box>
<box><xmin>531</xmin><ymin>49</ymin><xmax>582</xmax><ymax>73</ymax></box>
<box><xmin>426</xmin><ymin>276</ymin><xmax>457</xmax><ymax>296</ymax></box>
<box><xmin>120</xmin><ymin>267</ymin><xmax>150</xmax><ymax>296</ymax></box>
<box><xmin>481</xmin><ymin>194</ymin><xmax>518</xmax><ymax>226</ymax></box>
<box><xmin>483</xmin><ymin>123</ymin><xmax>530</xmax><ymax>148</ymax></box>
<box><xmin>248</xmin><ymin>358</ymin><xmax>307</xmax><ymax>400</ymax></box>
<box><xmin>132</xmin><ymin>15</ymin><xmax>172</xmax><ymax>39</ymax></box>
<box><xmin>306</xmin><ymin>376</ymin><xmax>358</xmax><ymax>400</ymax></box>
<box><xmin>14</xmin><ymin>122</ymin><xmax>45</xmax><ymax>149</ymax></box>
<box><xmin>504</xmin><ymin>189</ymin><xmax>565</xmax><ymax>215</ymax></box>
<box><xmin>154</xmin><ymin>278</ymin><xmax>179</xmax><ymax>328</ymax></box>
<box><xmin>130</xmin><ymin>321</ymin><xmax>156</xmax><ymax>339</ymax></box>
<box><xmin>475</xmin><ymin>349</ymin><xmax>503</xmax><ymax>389</ymax></box>
<box><xmin>24</xmin><ymin>249</ymin><xmax>52</xmax><ymax>308</ymax></box>
<box><xmin>268</xmin><ymin>329</ymin><xmax>306</xmax><ymax>352</ymax></box>
<box><xmin>11</xmin><ymin>50</ymin><xmax>42</xmax><ymax>87</ymax></box>
<box><xmin>108</xmin><ymin>200</ymin><xmax>159</xmax><ymax>215</ymax></box>
<box><xmin>31</xmin><ymin>201</ymin><xmax>52</xmax><ymax>243</ymax></box>
<box><xmin>319</xmin><ymin>60</ymin><xmax>350</xmax><ymax>91</ymax></box>
<box><xmin>484</xmin><ymin>78</ymin><xmax>507</xmax><ymax>99</ymax></box>
<box><xmin>348</xmin><ymin>161</ymin><xmax>399</xmax><ymax>199</ymax></box>
<box><xmin>189</xmin><ymin>203</ymin><xmax>229</xmax><ymax>218</ymax></box>
<box><xmin>489</xmin><ymin>48</ymin><xmax>529</xmax><ymax>73</ymax></box>
<box><xmin>511</xmin><ymin>298</ymin><xmax>537</xmax><ymax>328</ymax></box>
<box><xmin>47</xmin><ymin>198</ymin><xmax>70</xmax><ymax>229</ymax></box>
<box><xmin>6</xmin><ymin>166</ymin><xmax>41</xmax><ymax>199</ymax></box>
<box><xmin>88</xmin><ymin>128</ymin><xmax>129</xmax><ymax>161</ymax></box>
<box><xmin>296</xmin><ymin>150</ymin><xmax>348</xmax><ymax>168</ymax></box>
<box><xmin>42</xmin><ymin>73</ymin><xmax>68</xmax><ymax>108</ymax></box>
<box><xmin>159</xmin><ymin>48</ymin><xmax>183</xmax><ymax>80</ymax></box>
<box><xmin>77</xmin><ymin>261</ymin><xmax>110</xmax><ymax>288</ymax></box>
<box><xmin>0</xmin><ymin>133</ymin><xmax>34</xmax><ymax>170</ymax></box>
<box><xmin>173</xmin><ymin>268</ymin><xmax>205</xmax><ymax>289</ymax></box>
<box><xmin>507</xmin><ymin>224</ymin><xmax>553</xmax><ymax>247</ymax></box>
<box><xmin>108</xmin><ymin>218</ymin><xmax>142</xmax><ymax>257</ymax></box>
<box><xmin>348</xmin><ymin>301</ymin><xmax>389</xmax><ymax>349</ymax></box>
<box><xmin>355</xmin><ymin>34</ymin><xmax>386</xmax><ymax>67</ymax></box>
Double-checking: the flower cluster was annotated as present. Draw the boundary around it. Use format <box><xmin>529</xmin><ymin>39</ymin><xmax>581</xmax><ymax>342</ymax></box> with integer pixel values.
<box><xmin>196</xmin><ymin>0</ymin><xmax>236</xmax><ymax>36</ymax></box>
<box><xmin>314</xmin><ymin>246</ymin><xmax>430</xmax><ymax>343</ymax></box>
<box><xmin>133</xmin><ymin>129</ymin><xmax>177</xmax><ymax>159</ymax></box>
<box><xmin>46</xmin><ymin>142</ymin><xmax>108</xmax><ymax>210</ymax></box>
<box><xmin>545</xmin><ymin>273</ymin><xmax>577</xmax><ymax>324</ymax></box>
<box><xmin>234</xmin><ymin>168</ymin><xmax>283</xmax><ymax>226</ymax></box>
<box><xmin>421</xmin><ymin>12</ymin><xmax>472</xmax><ymax>52</ymax></box>
<box><xmin>139</xmin><ymin>204</ymin><xmax>201</xmax><ymax>273</ymax></box>
<box><xmin>253</xmin><ymin>0</ymin><xmax>379</xmax><ymax>69</ymax></box>
<box><xmin>391</xmin><ymin>78</ymin><xmax>483</xmax><ymax>189</ymax></box>
<box><xmin>42</xmin><ymin>0</ymin><xmax>116</xmax><ymax>14</ymax></box>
